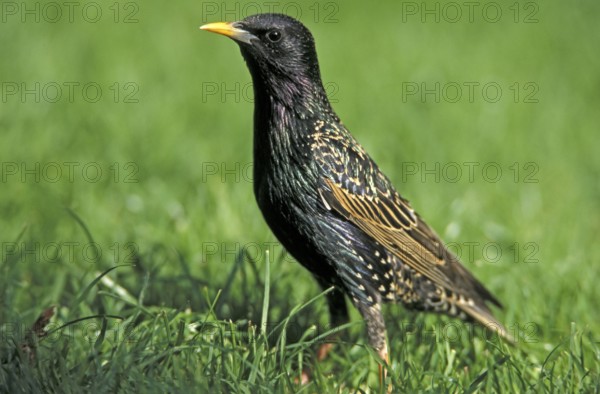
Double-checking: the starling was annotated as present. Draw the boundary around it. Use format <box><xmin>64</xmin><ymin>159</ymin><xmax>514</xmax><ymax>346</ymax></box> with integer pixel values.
<box><xmin>201</xmin><ymin>13</ymin><xmax>508</xmax><ymax>376</ymax></box>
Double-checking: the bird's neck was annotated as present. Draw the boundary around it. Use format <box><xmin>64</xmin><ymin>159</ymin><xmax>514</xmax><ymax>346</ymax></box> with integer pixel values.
<box><xmin>251</xmin><ymin>83</ymin><xmax>309</xmax><ymax>168</ymax></box>
<box><xmin>249</xmin><ymin>66</ymin><xmax>335</xmax><ymax>144</ymax></box>
<box><xmin>248</xmin><ymin>69</ymin><xmax>336</xmax><ymax>193</ymax></box>
<box><xmin>252</xmin><ymin>71</ymin><xmax>332</xmax><ymax>117</ymax></box>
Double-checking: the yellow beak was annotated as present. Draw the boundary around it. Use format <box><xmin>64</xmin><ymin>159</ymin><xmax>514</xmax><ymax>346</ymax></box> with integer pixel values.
<box><xmin>200</xmin><ymin>22</ymin><xmax>256</xmax><ymax>45</ymax></box>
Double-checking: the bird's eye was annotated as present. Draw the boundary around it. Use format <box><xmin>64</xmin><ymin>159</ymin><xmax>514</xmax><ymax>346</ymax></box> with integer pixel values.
<box><xmin>266</xmin><ymin>30</ymin><xmax>282</xmax><ymax>42</ymax></box>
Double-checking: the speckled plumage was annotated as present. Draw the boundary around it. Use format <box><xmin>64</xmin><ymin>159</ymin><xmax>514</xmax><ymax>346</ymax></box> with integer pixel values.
<box><xmin>202</xmin><ymin>13</ymin><xmax>508</xmax><ymax>360</ymax></box>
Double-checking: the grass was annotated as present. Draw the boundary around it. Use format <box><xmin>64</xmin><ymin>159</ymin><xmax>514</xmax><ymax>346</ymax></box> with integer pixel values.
<box><xmin>1</xmin><ymin>0</ymin><xmax>600</xmax><ymax>392</ymax></box>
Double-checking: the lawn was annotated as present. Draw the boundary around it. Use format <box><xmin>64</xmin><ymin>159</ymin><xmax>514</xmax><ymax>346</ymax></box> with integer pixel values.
<box><xmin>1</xmin><ymin>0</ymin><xmax>599</xmax><ymax>392</ymax></box>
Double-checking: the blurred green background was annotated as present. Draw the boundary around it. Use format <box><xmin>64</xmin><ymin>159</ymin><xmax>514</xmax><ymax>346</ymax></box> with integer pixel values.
<box><xmin>1</xmin><ymin>0</ymin><xmax>599</xmax><ymax>391</ymax></box>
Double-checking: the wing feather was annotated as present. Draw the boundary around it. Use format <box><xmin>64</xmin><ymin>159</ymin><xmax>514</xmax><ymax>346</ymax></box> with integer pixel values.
<box><xmin>320</xmin><ymin>177</ymin><xmax>502</xmax><ymax>308</ymax></box>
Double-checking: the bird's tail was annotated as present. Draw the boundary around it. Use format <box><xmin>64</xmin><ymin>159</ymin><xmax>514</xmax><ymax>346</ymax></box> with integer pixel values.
<box><xmin>457</xmin><ymin>300</ymin><xmax>515</xmax><ymax>344</ymax></box>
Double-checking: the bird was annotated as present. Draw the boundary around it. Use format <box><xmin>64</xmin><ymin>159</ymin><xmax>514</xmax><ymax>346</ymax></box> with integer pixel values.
<box><xmin>201</xmin><ymin>13</ymin><xmax>509</xmax><ymax>385</ymax></box>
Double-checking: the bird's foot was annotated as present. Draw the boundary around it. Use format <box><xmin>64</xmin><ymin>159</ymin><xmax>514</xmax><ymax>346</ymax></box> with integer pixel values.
<box><xmin>294</xmin><ymin>369</ymin><xmax>311</xmax><ymax>385</ymax></box>
<box><xmin>294</xmin><ymin>340</ymin><xmax>337</xmax><ymax>385</ymax></box>
<box><xmin>378</xmin><ymin>347</ymin><xmax>392</xmax><ymax>393</ymax></box>
<box><xmin>316</xmin><ymin>342</ymin><xmax>334</xmax><ymax>361</ymax></box>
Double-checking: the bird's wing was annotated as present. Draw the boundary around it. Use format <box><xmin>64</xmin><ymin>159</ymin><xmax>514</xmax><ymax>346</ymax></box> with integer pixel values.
<box><xmin>315</xmin><ymin>147</ymin><xmax>502</xmax><ymax>309</ymax></box>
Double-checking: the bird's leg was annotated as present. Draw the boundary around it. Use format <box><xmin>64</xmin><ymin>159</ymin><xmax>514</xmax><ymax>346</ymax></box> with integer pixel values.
<box><xmin>354</xmin><ymin>300</ymin><xmax>392</xmax><ymax>393</ymax></box>
<box><xmin>297</xmin><ymin>280</ymin><xmax>349</xmax><ymax>384</ymax></box>
<box><xmin>378</xmin><ymin>346</ymin><xmax>390</xmax><ymax>392</ymax></box>
<box><xmin>316</xmin><ymin>281</ymin><xmax>349</xmax><ymax>361</ymax></box>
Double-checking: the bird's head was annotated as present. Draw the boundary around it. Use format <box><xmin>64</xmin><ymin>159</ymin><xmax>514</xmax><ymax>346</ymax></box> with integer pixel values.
<box><xmin>201</xmin><ymin>13</ymin><xmax>326</xmax><ymax>108</ymax></box>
